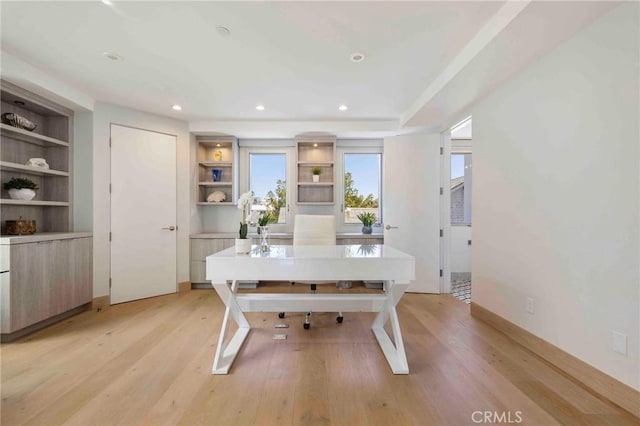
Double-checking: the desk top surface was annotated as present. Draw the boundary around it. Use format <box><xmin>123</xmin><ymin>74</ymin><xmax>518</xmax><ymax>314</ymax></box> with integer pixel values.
<box><xmin>209</xmin><ymin>244</ymin><xmax>412</xmax><ymax>261</ymax></box>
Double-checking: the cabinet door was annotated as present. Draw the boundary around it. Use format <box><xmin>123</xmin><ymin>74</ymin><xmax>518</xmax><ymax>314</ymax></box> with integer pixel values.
<box><xmin>55</xmin><ymin>238</ymin><xmax>92</xmax><ymax>312</ymax></box>
<box><xmin>10</xmin><ymin>242</ymin><xmax>50</xmax><ymax>331</ymax></box>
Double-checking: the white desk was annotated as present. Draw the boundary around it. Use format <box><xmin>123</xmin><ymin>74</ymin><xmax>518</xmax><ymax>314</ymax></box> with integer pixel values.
<box><xmin>206</xmin><ymin>244</ymin><xmax>415</xmax><ymax>375</ymax></box>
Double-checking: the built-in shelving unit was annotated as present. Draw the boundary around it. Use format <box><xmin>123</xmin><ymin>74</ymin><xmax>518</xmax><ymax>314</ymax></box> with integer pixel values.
<box><xmin>0</xmin><ymin>81</ymin><xmax>73</xmax><ymax>234</ymax></box>
<box><xmin>196</xmin><ymin>136</ymin><xmax>238</xmax><ymax>205</ymax></box>
<box><xmin>296</xmin><ymin>135</ymin><xmax>336</xmax><ymax>204</ymax></box>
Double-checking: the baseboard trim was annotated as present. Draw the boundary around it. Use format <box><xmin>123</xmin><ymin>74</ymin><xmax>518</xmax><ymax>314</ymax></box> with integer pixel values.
<box><xmin>1</xmin><ymin>304</ymin><xmax>90</xmax><ymax>343</ymax></box>
<box><xmin>470</xmin><ymin>302</ymin><xmax>639</xmax><ymax>418</ymax></box>
<box><xmin>178</xmin><ymin>281</ymin><xmax>191</xmax><ymax>292</ymax></box>
<box><xmin>92</xmin><ymin>295</ymin><xmax>110</xmax><ymax>312</ymax></box>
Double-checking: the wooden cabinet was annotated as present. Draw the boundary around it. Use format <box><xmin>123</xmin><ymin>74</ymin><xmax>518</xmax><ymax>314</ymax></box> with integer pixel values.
<box><xmin>296</xmin><ymin>135</ymin><xmax>335</xmax><ymax>205</ymax></box>
<box><xmin>1</xmin><ymin>235</ymin><xmax>93</xmax><ymax>337</ymax></box>
<box><xmin>190</xmin><ymin>237</ymin><xmax>235</xmax><ymax>283</ymax></box>
<box><xmin>196</xmin><ymin>136</ymin><xmax>238</xmax><ymax>205</ymax></box>
<box><xmin>0</xmin><ymin>81</ymin><xmax>73</xmax><ymax>234</ymax></box>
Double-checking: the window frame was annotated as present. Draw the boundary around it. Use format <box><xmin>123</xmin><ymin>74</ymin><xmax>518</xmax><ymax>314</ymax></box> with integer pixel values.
<box><xmin>335</xmin><ymin>146</ymin><xmax>384</xmax><ymax>233</ymax></box>
<box><xmin>240</xmin><ymin>146</ymin><xmax>295</xmax><ymax>233</ymax></box>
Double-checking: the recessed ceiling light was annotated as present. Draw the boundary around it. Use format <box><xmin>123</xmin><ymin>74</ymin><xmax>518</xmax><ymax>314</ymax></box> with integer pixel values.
<box><xmin>350</xmin><ymin>52</ymin><xmax>365</xmax><ymax>63</ymax></box>
<box><xmin>172</xmin><ymin>104</ymin><xmax>182</xmax><ymax>111</ymax></box>
<box><xmin>339</xmin><ymin>105</ymin><xmax>348</xmax><ymax>111</ymax></box>
<box><xmin>103</xmin><ymin>52</ymin><xmax>122</xmax><ymax>61</ymax></box>
<box><xmin>313</xmin><ymin>143</ymin><xmax>318</xmax><ymax>147</ymax></box>
<box><xmin>216</xmin><ymin>26</ymin><xmax>231</xmax><ymax>37</ymax></box>
<box><xmin>256</xmin><ymin>105</ymin><xmax>265</xmax><ymax>111</ymax></box>
<box><xmin>101</xmin><ymin>0</ymin><xmax>113</xmax><ymax>6</ymax></box>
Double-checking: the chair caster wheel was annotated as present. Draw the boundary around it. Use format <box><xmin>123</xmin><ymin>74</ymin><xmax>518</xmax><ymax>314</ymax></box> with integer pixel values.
<box><xmin>336</xmin><ymin>316</ymin><xmax>344</xmax><ymax>323</ymax></box>
<box><xmin>278</xmin><ymin>312</ymin><xmax>285</xmax><ymax>319</ymax></box>
<box><xmin>303</xmin><ymin>323</ymin><xmax>310</xmax><ymax>330</ymax></box>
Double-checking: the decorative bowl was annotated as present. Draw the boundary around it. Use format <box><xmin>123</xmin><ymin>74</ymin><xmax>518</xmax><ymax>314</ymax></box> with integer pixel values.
<box><xmin>1</xmin><ymin>112</ymin><xmax>37</xmax><ymax>131</ymax></box>
<box><xmin>8</xmin><ymin>188</ymin><xmax>36</xmax><ymax>201</ymax></box>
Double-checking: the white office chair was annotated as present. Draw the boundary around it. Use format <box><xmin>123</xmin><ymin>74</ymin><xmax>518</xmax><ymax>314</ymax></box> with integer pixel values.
<box><xmin>278</xmin><ymin>214</ymin><xmax>343</xmax><ymax>329</ymax></box>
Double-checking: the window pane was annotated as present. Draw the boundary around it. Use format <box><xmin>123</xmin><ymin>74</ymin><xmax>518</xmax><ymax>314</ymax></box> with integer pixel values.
<box><xmin>250</xmin><ymin>154</ymin><xmax>287</xmax><ymax>224</ymax></box>
<box><xmin>344</xmin><ymin>153</ymin><xmax>381</xmax><ymax>224</ymax></box>
<box><xmin>450</xmin><ymin>153</ymin><xmax>472</xmax><ymax>225</ymax></box>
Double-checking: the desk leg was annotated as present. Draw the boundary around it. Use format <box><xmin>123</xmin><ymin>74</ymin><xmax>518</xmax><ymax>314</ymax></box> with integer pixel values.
<box><xmin>371</xmin><ymin>281</ymin><xmax>409</xmax><ymax>374</ymax></box>
<box><xmin>211</xmin><ymin>280</ymin><xmax>251</xmax><ymax>374</ymax></box>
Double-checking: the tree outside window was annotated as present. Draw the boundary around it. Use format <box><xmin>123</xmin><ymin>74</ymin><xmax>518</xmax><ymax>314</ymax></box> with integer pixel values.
<box><xmin>344</xmin><ymin>153</ymin><xmax>381</xmax><ymax>224</ymax></box>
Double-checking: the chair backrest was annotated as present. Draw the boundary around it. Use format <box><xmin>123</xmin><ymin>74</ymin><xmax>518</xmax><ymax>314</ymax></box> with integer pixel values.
<box><xmin>293</xmin><ymin>214</ymin><xmax>336</xmax><ymax>246</ymax></box>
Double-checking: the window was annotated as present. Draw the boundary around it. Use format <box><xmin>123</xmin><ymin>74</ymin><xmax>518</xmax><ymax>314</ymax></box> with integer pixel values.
<box><xmin>249</xmin><ymin>153</ymin><xmax>287</xmax><ymax>224</ymax></box>
<box><xmin>450</xmin><ymin>153</ymin><xmax>472</xmax><ymax>225</ymax></box>
<box><xmin>343</xmin><ymin>153</ymin><xmax>381</xmax><ymax>224</ymax></box>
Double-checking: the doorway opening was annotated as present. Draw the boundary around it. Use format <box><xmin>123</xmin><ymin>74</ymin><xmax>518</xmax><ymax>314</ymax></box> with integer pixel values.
<box><xmin>449</xmin><ymin>118</ymin><xmax>472</xmax><ymax>303</ymax></box>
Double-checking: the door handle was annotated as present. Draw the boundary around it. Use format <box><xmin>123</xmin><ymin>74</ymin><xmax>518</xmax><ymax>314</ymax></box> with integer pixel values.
<box><xmin>385</xmin><ymin>225</ymin><xmax>399</xmax><ymax>230</ymax></box>
<box><xmin>162</xmin><ymin>226</ymin><xmax>176</xmax><ymax>231</ymax></box>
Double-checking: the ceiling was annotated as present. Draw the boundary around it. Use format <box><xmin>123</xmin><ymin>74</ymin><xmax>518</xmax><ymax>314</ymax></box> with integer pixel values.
<box><xmin>0</xmin><ymin>1</ymin><xmax>617</xmax><ymax>137</ymax></box>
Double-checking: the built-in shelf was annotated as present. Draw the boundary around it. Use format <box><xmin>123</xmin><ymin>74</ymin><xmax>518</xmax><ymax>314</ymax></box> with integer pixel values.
<box><xmin>0</xmin><ymin>123</ymin><xmax>69</xmax><ymax>148</ymax></box>
<box><xmin>1</xmin><ymin>81</ymin><xmax>73</xmax><ymax>234</ymax></box>
<box><xmin>197</xmin><ymin>202</ymin><xmax>234</xmax><ymax>206</ymax></box>
<box><xmin>297</xmin><ymin>161</ymin><xmax>334</xmax><ymax>165</ymax></box>
<box><xmin>296</xmin><ymin>136</ymin><xmax>336</xmax><ymax>204</ymax></box>
<box><xmin>198</xmin><ymin>182</ymin><xmax>232</xmax><ymax>187</ymax></box>
<box><xmin>0</xmin><ymin>161</ymin><xmax>69</xmax><ymax>177</ymax></box>
<box><xmin>196</xmin><ymin>136</ymin><xmax>239</xmax><ymax>205</ymax></box>
<box><xmin>297</xmin><ymin>182</ymin><xmax>334</xmax><ymax>186</ymax></box>
<box><xmin>0</xmin><ymin>199</ymin><xmax>69</xmax><ymax>207</ymax></box>
<box><xmin>199</xmin><ymin>161</ymin><xmax>233</xmax><ymax>167</ymax></box>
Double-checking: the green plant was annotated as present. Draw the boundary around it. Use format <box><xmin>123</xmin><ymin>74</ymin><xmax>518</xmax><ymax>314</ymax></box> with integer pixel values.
<box><xmin>3</xmin><ymin>177</ymin><xmax>38</xmax><ymax>191</ymax></box>
<box><xmin>257</xmin><ymin>212</ymin><xmax>274</xmax><ymax>226</ymax></box>
<box><xmin>238</xmin><ymin>222</ymin><xmax>248</xmax><ymax>239</ymax></box>
<box><xmin>356</xmin><ymin>212</ymin><xmax>376</xmax><ymax>227</ymax></box>
<box><xmin>311</xmin><ymin>166</ymin><xmax>322</xmax><ymax>176</ymax></box>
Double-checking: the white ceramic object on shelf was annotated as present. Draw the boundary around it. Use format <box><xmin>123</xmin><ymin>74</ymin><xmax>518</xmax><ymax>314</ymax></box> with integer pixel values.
<box><xmin>8</xmin><ymin>188</ymin><xmax>36</xmax><ymax>201</ymax></box>
<box><xmin>312</xmin><ymin>175</ymin><xmax>320</xmax><ymax>183</ymax></box>
<box><xmin>234</xmin><ymin>238</ymin><xmax>252</xmax><ymax>254</ymax></box>
<box><xmin>26</xmin><ymin>158</ymin><xmax>49</xmax><ymax>169</ymax></box>
<box><xmin>207</xmin><ymin>191</ymin><xmax>226</xmax><ymax>202</ymax></box>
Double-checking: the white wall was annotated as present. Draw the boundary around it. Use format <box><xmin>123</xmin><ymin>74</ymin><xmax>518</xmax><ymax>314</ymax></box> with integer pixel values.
<box><xmin>73</xmin><ymin>111</ymin><xmax>93</xmax><ymax>232</ymax></box>
<box><xmin>451</xmin><ymin>226</ymin><xmax>471</xmax><ymax>273</ymax></box>
<box><xmin>471</xmin><ymin>3</ymin><xmax>639</xmax><ymax>389</ymax></box>
<box><xmin>92</xmin><ymin>103</ymin><xmax>192</xmax><ymax>298</ymax></box>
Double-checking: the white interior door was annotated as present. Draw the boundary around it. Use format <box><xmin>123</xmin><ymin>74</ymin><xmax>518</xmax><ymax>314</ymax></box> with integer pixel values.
<box><xmin>384</xmin><ymin>133</ymin><xmax>441</xmax><ymax>293</ymax></box>
<box><xmin>110</xmin><ymin>124</ymin><xmax>177</xmax><ymax>304</ymax></box>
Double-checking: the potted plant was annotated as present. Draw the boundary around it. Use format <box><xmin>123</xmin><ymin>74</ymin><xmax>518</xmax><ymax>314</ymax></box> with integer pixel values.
<box><xmin>3</xmin><ymin>177</ymin><xmax>38</xmax><ymax>201</ymax></box>
<box><xmin>236</xmin><ymin>191</ymin><xmax>253</xmax><ymax>254</ymax></box>
<box><xmin>311</xmin><ymin>166</ymin><xmax>322</xmax><ymax>183</ymax></box>
<box><xmin>356</xmin><ymin>212</ymin><xmax>376</xmax><ymax>234</ymax></box>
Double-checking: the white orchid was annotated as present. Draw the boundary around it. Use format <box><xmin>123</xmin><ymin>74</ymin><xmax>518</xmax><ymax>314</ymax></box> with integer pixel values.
<box><xmin>238</xmin><ymin>191</ymin><xmax>253</xmax><ymax>209</ymax></box>
<box><xmin>237</xmin><ymin>191</ymin><xmax>254</xmax><ymax>224</ymax></box>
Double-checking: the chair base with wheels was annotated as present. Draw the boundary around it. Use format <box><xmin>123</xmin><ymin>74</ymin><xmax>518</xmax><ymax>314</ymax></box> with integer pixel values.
<box><xmin>278</xmin><ymin>285</ymin><xmax>344</xmax><ymax>329</ymax></box>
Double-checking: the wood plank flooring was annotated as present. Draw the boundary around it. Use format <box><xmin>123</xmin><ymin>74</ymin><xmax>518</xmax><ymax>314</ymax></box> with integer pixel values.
<box><xmin>1</xmin><ymin>284</ymin><xmax>637</xmax><ymax>426</ymax></box>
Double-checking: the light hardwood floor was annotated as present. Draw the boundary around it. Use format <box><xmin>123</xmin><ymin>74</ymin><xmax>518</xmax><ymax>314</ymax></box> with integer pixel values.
<box><xmin>1</xmin><ymin>285</ymin><xmax>637</xmax><ymax>426</ymax></box>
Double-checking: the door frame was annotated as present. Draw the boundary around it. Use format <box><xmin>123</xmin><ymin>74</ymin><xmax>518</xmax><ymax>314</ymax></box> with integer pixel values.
<box><xmin>109</xmin><ymin>123</ymin><xmax>179</xmax><ymax>303</ymax></box>
<box><xmin>440</xmin><ymin>116</ymin><xmax>474</xmax><ymax>294</ymax></box>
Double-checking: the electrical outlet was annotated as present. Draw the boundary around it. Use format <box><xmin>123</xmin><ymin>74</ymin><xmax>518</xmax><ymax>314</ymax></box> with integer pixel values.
<box><xmin>526</xmin><ymin>297</ymin><xmax>534</xmax><ymax>314</ymax></box>
<box><xmin>612</xmin><ymin>331</ymin><xmax>627</xmax><ymax>355</ymax></box>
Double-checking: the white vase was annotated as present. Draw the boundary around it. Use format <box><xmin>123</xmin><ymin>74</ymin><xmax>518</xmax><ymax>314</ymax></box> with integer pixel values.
<box><xmin>235</xmin><ymin>238</ymin><xmax>252</xmax><ymax>254</ymax></box>
<box><xmin>8</xmin><ymin>188</ymin><xmax>36</xmax><ymax>201</ymax></box>
<box><xmin>312</xmin><ymin>175</ymin><xmax>320</xmax><ymax>183</ymax></box>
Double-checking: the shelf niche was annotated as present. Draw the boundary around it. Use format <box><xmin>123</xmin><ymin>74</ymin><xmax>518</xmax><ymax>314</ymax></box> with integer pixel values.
<box><xmin>0</xmin><ymin>81</ymin><xmax>73</xmax><ymax>234</ymax></box>
<box><xmin>296</xmin><ymin>135</ymin><xmax>335</xmax><ymax>204</ymax></box>
<box><xmin>196</xmin><ymin>135</ymin><xmax>238</xmax><ymax>205</ymax></box>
